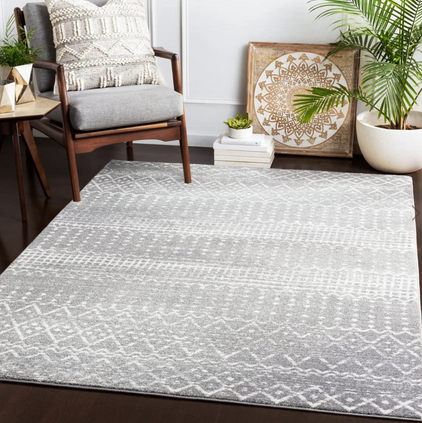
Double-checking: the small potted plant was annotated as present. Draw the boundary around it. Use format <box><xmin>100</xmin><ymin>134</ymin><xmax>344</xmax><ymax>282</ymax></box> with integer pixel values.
<box><xmin>0</xmin><ymin>15</ymin><xmax>41</xmax><ymax>105</ymax></box>
<box><xmin>293</xmin><ymin>0</ymin><xmax>422</xmax><ymax>174</ymax></box>
<box><xmin>224</xmin><ymin>113</ymin><xmax>254</xmax><ymax>139</ymax></box>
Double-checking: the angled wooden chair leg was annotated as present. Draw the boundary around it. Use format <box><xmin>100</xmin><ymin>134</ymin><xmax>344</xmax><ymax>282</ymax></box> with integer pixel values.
<box><xmin>65</xmin><ymin>139</ymin><xmax>81</xmax><ymax>202</ymax></box>
<box><xmin>22</xmin><ymin>121</ymin><xmax>51</xmax><ymax>198</ymax></box>
<box><xmin>179</xmin><ymin>115</ymin><xmax>191</xmax><ymax>184</ymax></box>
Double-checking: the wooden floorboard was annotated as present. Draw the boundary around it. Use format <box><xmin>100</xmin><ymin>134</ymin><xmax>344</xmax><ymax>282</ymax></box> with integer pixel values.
<box><xmin>0</xmin><ymin>136</ymin><xmax>420</xmax><ymax>423</ymax></box>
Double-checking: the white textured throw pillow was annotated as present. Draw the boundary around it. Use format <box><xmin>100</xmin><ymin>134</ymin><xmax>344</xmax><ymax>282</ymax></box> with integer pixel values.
<box><xmin>45</xmin><ymin>0</ymin><xmax>164</xmax><ymax>91</ymax></box>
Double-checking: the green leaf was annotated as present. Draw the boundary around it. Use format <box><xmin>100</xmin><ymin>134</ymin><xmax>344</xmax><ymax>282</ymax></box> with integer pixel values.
<box><xmin>223</xmin><ymin>112</ymin><xmax>254</xmax><ymax>129</ymax></box>
<box><xmin>0</xmin><ymin>14</ymin><xmax>42</xmax><ymax>66</ymax></box>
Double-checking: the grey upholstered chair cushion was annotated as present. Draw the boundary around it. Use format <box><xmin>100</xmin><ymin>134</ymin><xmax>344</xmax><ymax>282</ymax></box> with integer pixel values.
<box><xmin>40</xmin><ymin>85</ymin><xmax>184</xmax><ymax>131</ymax></box>
<box><xmin>23</xmin><ymin>0</ymin><xmax>108</xmax><ymax>92</ymax></box>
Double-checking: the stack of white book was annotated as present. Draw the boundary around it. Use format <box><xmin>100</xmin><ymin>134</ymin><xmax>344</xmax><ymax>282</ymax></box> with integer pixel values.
<box><xmin>213</xmin><ymin>134</ymin><xmax>275</xmax><ymax>168</ymax></box>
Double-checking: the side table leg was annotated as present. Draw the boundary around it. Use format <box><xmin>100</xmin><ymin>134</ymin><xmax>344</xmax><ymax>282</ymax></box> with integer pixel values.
<box><xmin>12</xmin><ymin>122</ymin><xmax>27</xmax><ymax>222</ymax></box>
<box><xmin>0</xmin><ymin>124</ymin><xmax>4</xmax><ymax>155</ymax></box>
<box><xmin>22</xmin><ymin>121</ymin><xmax>51</xmax><ymax>198</ymax></box>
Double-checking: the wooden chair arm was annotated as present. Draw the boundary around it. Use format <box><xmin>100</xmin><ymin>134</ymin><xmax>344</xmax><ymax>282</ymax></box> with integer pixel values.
<box><xmin>33</xmin><ymin>60</ymin><xmax>72</xmax><ymax>136</ymax></box>
<box><xmin>33</xmin><ymin>59</ymin><xmax>62</xmax><ymax>72</ymax></box>
<box><xmin>33</xmin><ymin>60</ymin><xmax>68</xmax><ymax>104</ymax></box>
<box><xmin>153</xmin><ymin>47</ymin><xmax>183</xmax><ymax>95</ymax></box>
<box><xmin>153</xmin><ymin>47</ymin><xmax>178</xmax><ymax>60</ymax></box>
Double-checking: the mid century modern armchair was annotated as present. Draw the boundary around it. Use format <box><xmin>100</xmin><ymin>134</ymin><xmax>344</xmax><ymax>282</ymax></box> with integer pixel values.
<box><xmin>14</xmin><ymin>1</ymin><xmax>191</xmax><ymax>202</ymax></box>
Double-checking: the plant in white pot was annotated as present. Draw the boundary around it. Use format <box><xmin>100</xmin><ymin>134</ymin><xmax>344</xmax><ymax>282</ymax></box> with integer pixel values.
<box><xmin>0</xmin><ymin>15</ymin><xmax>41</xmax><ymax>105</ymax></box>
<box><xmin>224</xmin><ymin>113</ymin><xmax>254</xmax><ymax>139</ymax></box>
<box><xmin>293</xmin><ymin>0</ymin><xmax>422</xmax><ymax>174</ymax></box>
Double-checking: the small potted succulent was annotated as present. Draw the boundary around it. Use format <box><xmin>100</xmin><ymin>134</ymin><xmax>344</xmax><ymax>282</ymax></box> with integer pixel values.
<box><xmin>0</xmin><ymin>15</ymin><xmax>41</xmax><ymax>105</ymax></box>
<box><xmin>224</xmin><ymin>113</ymin><xmax>254</xmax><ymax>139</ymax></box>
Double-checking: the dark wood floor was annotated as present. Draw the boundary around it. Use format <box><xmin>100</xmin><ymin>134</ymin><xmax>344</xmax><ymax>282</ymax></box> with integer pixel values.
<box><xmin>0</xmin><ymin>136</ymin><xmax>421</xmax><ymax>423</ymax></box>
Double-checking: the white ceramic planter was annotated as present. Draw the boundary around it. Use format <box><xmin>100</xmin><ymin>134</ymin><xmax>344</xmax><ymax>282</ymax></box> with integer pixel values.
<box><xmin>356</xmin><ymin>110</ymin><xmax>422</xmax><ymax>174</ymax></box>
<box><xmin>228</xmin><ymin>127</ymin><xmax>253</xmax><ymax>139</ymax></box>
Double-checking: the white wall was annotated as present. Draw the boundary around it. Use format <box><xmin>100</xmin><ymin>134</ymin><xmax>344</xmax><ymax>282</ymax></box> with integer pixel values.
<box><xmin>0</xmin><ymin>0</ymin><xmax>18</xmax><ymax>39</ymax></box>
<box><xmin>154</xmin><ymin>0</ymin><xmax>340</xmax><ymax>147</ymax></box>
<box><xmin>0</xmin><ymin>0</ymin><xmax>340</xmax><ymax>147</ymax></box>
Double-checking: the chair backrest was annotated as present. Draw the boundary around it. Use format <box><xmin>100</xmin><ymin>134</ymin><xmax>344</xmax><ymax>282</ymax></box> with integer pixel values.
<box><xmin>23</xmin><ymin>0</ymin><xmax>108</xmax><ymax>92</ymax></box>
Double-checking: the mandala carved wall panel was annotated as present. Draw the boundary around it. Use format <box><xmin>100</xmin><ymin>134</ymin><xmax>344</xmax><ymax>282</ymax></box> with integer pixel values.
<box><xmin>247</xmin><ymin>43</ymin><xmax>360</xmax><ymax>157</ymax></box>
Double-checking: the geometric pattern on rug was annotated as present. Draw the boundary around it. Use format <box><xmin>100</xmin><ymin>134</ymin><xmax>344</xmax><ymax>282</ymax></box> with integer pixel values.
<box><xmin>0</xmin><ymin>161</ymin><xmax>421</xmax><ymax>420</ymax></box>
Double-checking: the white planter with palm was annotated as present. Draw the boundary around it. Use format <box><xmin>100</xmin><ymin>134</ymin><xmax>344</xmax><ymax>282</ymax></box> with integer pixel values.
<box><xmin>294</xmin><ymin>0</ymin><xmax>422</xmax><ymax>174</ymax></box>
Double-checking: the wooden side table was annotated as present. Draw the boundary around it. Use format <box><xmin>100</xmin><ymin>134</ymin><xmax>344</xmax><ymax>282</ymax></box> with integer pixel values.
<box><xmin>0</xmin><ymin>97</ymin><xmax>60</xmax><ymax>221</ymax></box>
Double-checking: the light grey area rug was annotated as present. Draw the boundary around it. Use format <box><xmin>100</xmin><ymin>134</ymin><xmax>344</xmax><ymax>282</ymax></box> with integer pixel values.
<box><xmin>0</xmin><ymin>161</ymin><xmax>421</xmax><ymax>420</ymax></box>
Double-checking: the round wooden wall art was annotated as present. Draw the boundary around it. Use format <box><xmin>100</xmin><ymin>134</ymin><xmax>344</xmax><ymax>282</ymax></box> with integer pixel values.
<box><xmin>247</xmin><ymin>43</ymin><xmax>360</xmax><ymax>158</ymax></box>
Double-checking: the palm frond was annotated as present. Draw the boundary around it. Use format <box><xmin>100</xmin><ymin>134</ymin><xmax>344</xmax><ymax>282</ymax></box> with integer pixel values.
<box><xmin>361</xmin><ymin>62</ymin><xmax>406</xmax><ymax>124</ymax></box>
<box><xmin>391</xmin><ymin>0</ymin><xmax>422</xmax><ymax>33</ymax></box>
<box><xmin>361</xmin><ymin>59</ymin><xmax>422</xmax><ymax>124</ymax></box>
<box><xmin>293</xmin><ymin>85</ymin><xmax>367</xmax><ymax>124</ymax></box>
<box><xmin>327</xmin><ymin>28</ymin><xmax>394</xmax><ymax>61</ymax></box>
<box><xmin>309</xmin><ymin>0</ymin><xmax>396</xmax><ymax>33</ymax></box>
<box><xmin>401</xmin><ymin>1</ymin><xmax>422</xmax><ymax>60</ymax></box>
<box><xmin>407</xmin><ymin>24</ymin><xmax>422</xmax><ymax>57</ymax></box>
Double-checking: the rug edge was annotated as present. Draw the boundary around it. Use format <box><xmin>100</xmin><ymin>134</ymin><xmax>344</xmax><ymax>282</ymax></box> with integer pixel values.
<box><xmin>0</xmin><ymin>378</ymin><xmax>420</xmax><ymax>421</ymax></box>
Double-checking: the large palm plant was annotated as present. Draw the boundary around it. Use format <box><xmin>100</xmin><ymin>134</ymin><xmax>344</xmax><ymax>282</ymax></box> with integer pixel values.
<box><xmin>293</xmin><ymin>0</ymin><xmax>422</xmax><ymax>130</ymax></box>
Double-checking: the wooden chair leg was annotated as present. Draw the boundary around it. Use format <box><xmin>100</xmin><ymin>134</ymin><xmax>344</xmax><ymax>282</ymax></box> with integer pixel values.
<box><xmin>126</xmin><ymin>141</ymin><xmax>134</xmax><ymax>161</ymax></box>
<box><xmin>179</xmin><ymin>114</ymin><xmax>191</xmax><ymax>183</ymax></box>
<box><xmin>65</xmin><ymin>138</ymin><xmax>81</xmax><ymax>202</ymax></box>
<box><xmin>21</xmin><ymin>121</ymin><xmax>51</xmax><ymax>198</ymax></box>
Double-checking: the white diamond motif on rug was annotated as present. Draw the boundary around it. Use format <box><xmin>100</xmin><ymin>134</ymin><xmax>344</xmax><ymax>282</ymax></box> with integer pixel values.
<box><xmin>0</xmin><ymin>161</ymin><xmax>421</xmax><ymax>420</ymax></box>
